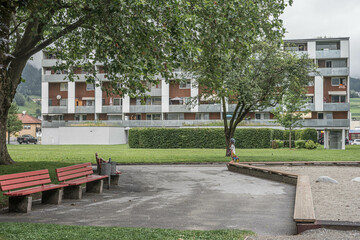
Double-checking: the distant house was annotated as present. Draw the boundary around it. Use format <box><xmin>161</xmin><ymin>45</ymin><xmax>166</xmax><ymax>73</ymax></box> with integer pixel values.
<box><xmin>16</xmin><ymin>113</ymin><xmax>41</xmax><ymax>137</ymax></box>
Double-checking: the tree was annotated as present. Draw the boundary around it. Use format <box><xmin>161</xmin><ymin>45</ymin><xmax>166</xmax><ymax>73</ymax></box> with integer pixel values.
<box><xmin>272</xmin><ymin>93</ymin><xmax>309</xmax><ymax>149</ymax></box>
<box><xmin>6</xmin><ymin>103</ymin><xmax>22</xmax><ymax>144</ymax></box>
<box><xmin>189</xmin><ymin>40</ymin><xmax>315</xmax><ymax>155</ymax></box>
<box><xmin>0</xmin><ymin>0</ymin><xmax>193</xmax><ymax>164</ymax></box>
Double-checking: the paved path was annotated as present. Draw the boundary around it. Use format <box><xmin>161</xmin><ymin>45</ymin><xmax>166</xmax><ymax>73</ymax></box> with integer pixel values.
<box><xmin>0</xmin><ymin>164</ymin><xmax>296</xmax><ymax>235</ymax></box>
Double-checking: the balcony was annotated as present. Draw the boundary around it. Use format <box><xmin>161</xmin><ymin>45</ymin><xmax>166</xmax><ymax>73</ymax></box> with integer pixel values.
<box><xmin>42</xmin><ymin>59</ymin><xmax>60</xmax><ymax>67</ymax></box>
<box><xmin>146</xmin><ymin>88</ymin><xmax>162</xmax><ymax>96</ymax></box>
<box><xmin>75</xmin><ymin>106</ymin><xmax>95</xmax><ymax>113</ymax></box>
<box><xmin>302</xmin><ymin>119</ymin><xmax>350</xmax><ymax>128</ymax></box>
<box><xmin>314</xmin><ymin>67</ymin><xmax>349</xmax><ymax>77</ymax></box>
<box><xmin>169</xmin><ymin>105</ymin><xmax>192</xmax><ymax>112</ymax></box>
<box><xmin>102</xmin><ymin>105</ymin><xmax>123</xmax><ymax>113</ymax></box>
<box><xmin>316</xmin><ymin>50</ymin><xmax>341</xmax><ymax>59</ymax></box>
<box><xmin>43</xmin><ymin>74</ymin><xmax>67</xmax><ymax>82</ymax></box>
<box><xmin>198</xmin><ymin>104</ymin><xmax>221</xmax><ymax>112</ymax></box>
<box><xmin>129</xmin><ymin>105</ymin><xmax>161</xmax><ymax>113</ymax></box>
<box><xmin>323</xmin><ymin>103</ymin><xmax>350</xmax><ymax>111</ymax></box>
<box><xmin>48</xmin><ymin>106</ymin><xmax>68</xmax><ymax>114</ymax></box>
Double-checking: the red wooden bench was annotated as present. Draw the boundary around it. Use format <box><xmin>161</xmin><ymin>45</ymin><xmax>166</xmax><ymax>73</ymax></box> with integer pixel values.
<box><xmin>0</xmin><ymin>169</ymin><xmax>66</xmax><ymax>213</ymax></box>
<box><xmin>56</xmin><ymin>163</ymin><xmax>108</xmax><ymax>199</ymax></box>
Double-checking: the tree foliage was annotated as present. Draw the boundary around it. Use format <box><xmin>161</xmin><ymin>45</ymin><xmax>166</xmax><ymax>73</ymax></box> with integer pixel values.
<box><xmin>7</xmin><ymin>103</ymin><xmax>22</xmax><ymax>144</ymax></box>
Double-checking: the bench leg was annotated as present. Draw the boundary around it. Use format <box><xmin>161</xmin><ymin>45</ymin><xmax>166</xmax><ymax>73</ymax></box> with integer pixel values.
<box><xmin>42</xmin><ymin>188</ymin><xmax>63</xmax><ymax>204</ymax></box>
<box><xmin>9</xmin><ymin>196</ymin><xmax>32</xmax><ymax>213</ymax></box>
<box><xmin>111</xmin><ymin>175</ymin><xmax>120</xmax><ymax>186</ymax></box>
<box><xmin>63</xmin><ymin>185</ymin><xmax>82</xmax><ymax>199</ymax></box>
<box><xmin>86</xmin><ymin>180</ymin><xmax>103</xmax><ymax>193</ymax></box>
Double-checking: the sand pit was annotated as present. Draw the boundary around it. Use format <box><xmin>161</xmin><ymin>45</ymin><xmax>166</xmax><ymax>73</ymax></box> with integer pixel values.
<box><xmin>266</xmin><ymin>165</ymin><xmax>360</xmax><ymax>222</ymax></box>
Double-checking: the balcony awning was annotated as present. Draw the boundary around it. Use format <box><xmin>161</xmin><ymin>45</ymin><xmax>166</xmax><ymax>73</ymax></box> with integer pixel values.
<box><xmin>82</xmin><ymin>97</ymin><xmax>95</xmax><ymax>100</ymax></box>
<box><xmin>328</xmin><ymin>91</ymin><xmax>346</xmax><ymax>95</ymax></box>
<box><xmin>170</xmin><ymin>97</ymin><xmax>182</xmax><ymax>101</ymax></box>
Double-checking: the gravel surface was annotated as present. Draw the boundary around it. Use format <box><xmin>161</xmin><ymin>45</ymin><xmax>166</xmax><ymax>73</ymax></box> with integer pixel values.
<box><xmin>265</xmin><ymin>166</ymin><xmax>360</xmax><ymax>222</ymax></box>
<box><xmin>246</xmin><ymin>228</ymin><xmax>360</xmax><ymax>240</ymax></box>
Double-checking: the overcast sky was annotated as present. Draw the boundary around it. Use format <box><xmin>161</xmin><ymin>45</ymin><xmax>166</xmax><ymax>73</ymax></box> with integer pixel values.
<box><xmin>281</xmin><ymin>0</ymin><xmax>360</xmax><ymax>78</ymax></box>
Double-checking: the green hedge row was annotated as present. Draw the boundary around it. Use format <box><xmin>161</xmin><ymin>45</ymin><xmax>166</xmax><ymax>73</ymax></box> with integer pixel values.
<box><xmin>129</xmin><ymin>128</ymin><xmax>318</xmax><ymax>149</ymax></box>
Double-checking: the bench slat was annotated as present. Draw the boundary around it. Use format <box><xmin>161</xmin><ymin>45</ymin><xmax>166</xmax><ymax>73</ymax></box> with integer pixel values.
<box><xmin>63</xmin><ymin>175</ymin><xmax>108</xmax><ymax>185</ymax></box>
<box><xmin>1</xmin><ymin>179</ymin><xmax>51</xmax><ymax>192</ymax></box>
<box><xmin>0</xmin><ymin>173</ymin><xmax>50</xmax><ymax>188</ymax></box>
<box><xmin>57</xmin><ymin>167</ymin><xmax>93</xmax><ymax>179</ymax></box>
<box><xmin>0</xmin><ymin>169</ymin><xmax>48</xmax><ymax>181</ymax></box>
<box><xmin>58</xmin><ymin>169</ymin><xmax>94</xmax><ymax>182</ymax></box>
<box><xmin>294</xmin><ymin>175</ymin><xmax>316</xmax><ymax>223</ymax></box>
<box><xmin>3</xmin><ymin>184</ymin><xmax>66</xmax><ymax>196</ymax></box>
<box><xmin>56</xmin><ymin>163</ymin><xmax>92</xmax><ymax>173</ymax></box>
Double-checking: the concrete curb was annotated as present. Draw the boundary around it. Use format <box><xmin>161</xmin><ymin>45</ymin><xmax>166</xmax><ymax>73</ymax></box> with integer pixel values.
<box><xmin>227</xmin><ymin>162</ymin><xmax>360</xmax><ymax>234</ymax></box>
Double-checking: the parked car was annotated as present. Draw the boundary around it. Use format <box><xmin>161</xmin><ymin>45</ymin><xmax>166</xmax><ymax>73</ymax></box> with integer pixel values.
<box><xmin>17</xmin><ymin>135</ymin><xmax>38</xmax><ymax>144</ymax></box>
<box><xmin>352</xmin><ymin>139</ymin><xmax>360</xmax><ymax>145</ymax></box>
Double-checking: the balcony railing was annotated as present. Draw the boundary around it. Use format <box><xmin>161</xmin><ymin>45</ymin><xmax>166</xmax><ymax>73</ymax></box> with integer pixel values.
<box><xmin>323</xmin><ymin>103</ymin><xmax>350</xmax><ymax>111</ymax></box>
<box><xmin>302</xmin><ymin>119</ymin><xmax>350</xmax><ymax>128</ymax></box>
<box><xmin>129</xmin><ymin>105</ymin><xmax>162</xmax><ymax>113</ymax></box>
<box><xmin>48</xmin><ymin>106</ymin><xmax>68</xmax><ymax>114</ymax></box>
<box><xmin>102</xmin><ymin>105</ymin><xmax>123</xmax><ymax>113</ymax></box>
<box><xmin>198</xmin><ymin>104</ymin><xmax>221</xmax><ymax>112</ymax></box>
<box><xmin>169</xmin><ymin>105</ymin><xmax>192</xmax><ymax>112</ymax></box>
<box><xmin>75</xmin><ymin>106</ymin><xmax>95</xmax><ymax>113</ymax></box>
<box><xmin>146</xmin><ymin>88</ymin><xmax>162</xmax><ymax>96</ymax></box>
<box><xmin>42</xmin><ymin>59</ymin><xmax>60</xmax><ymax>67</ymax></box>
<box><xmin>43</xmin><ymin>74</ymin><xmax>67</xmax><ymax>82</ymax></box>
<box><xmin>313</xmin><ymin>67</ymin><xmax>349</xmax><ymax>77</ymax></box>
<box><xmin>316</xmin><ymin>50</ymin><xmax>341</xmax><ymax>59</ymax></box>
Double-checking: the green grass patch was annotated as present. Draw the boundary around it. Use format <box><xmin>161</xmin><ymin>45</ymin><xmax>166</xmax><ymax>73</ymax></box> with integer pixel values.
<box><xmin>350</xmin><ymin>98</ymin><xmax>360</xmax><ymax>119</ymax></box>
<box><xmin>0</xmin><ymin>222</ymin><xmax>253</xmax><ymax>240</ymax></box>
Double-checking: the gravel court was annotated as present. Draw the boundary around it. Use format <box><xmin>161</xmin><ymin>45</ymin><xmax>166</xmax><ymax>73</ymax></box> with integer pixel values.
<box><xmin>0</xmin><ymin>164</ymin><xmax>296</xmax><ymax>236</ymax></box>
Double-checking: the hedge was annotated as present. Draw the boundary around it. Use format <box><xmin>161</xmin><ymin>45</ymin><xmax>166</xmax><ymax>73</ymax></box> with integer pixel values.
<box><xmin>129</xmin><ymin>128</ymin><xmax>318</xmax><ymax>149</ymax></box>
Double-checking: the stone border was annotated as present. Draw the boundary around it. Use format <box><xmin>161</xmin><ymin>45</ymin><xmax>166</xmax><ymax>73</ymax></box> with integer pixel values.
<box><xmin>227</xmin><ymin>162</ymin><xmax>360</xmax><ymax>234</ymax></box>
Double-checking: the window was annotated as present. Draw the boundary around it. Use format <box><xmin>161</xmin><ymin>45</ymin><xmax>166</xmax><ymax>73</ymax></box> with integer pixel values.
<box><xmin>255</xmin><ymin>113</ymin><xmax>261</xmax><ymax>120</ymax></box>
<box><xmin>48</xmin><ymin>99</ymin><xmax>53</xmax><ymax>106</ymax></box>
<box><xmin>263</xmin><ymin>113</ymin><xmax>270</xmax><ymax>120</ymax></box>
<box><xmin>316</xmin><ymin>42</ymin><xmax>339</xmax><ymax>51</ymax></box>
<box><xmin>318</xmin><ymin>113</ymin><xmax>324</xmax><ymax>119</ymax></box>
<box><xmin>146</xmin><ymin>114</ymin><xmax>151</xmax><ymax>120</ymax></box>
<box><xmin>60</xmin><ymin>83</ymin><xmax>68</xmax><ymax>91</ymax></box>
<box><xmin>307</xmin><ymin>96</ymin><xmax>314</xmax><ymax>103</ymax></box>
<box><xmin>179</xmin><ymin>80</ymin><xmax>191</xmax><ymax>89</ymax></box>
<box><xmin>326</xmin><ymin>113</ymin><xmax>333</xmax><ymax>119</ymax></box>
<box><xmin>86</xmin><ymin>83</ymin><xmax>95</xmax><ymax>91</ymax></box>
<box><xmin>86</xmin><ymin>100</ymin><xmax>94</xmax><ymax>106</ymax></box>
<box><xmin>102</xmin><ymin>99</ymin><xmax>105</xmax><ymax>105</ymax></box>
<box><xmin>23</xmin><ymin>125</ymin><xmax>31</xmax><ymax>130</ymax></box>
<box><xmin>331</xmin><ymin>77</ymin><xmax>346</xmax><ymax>86</ymax></box>
<box><xmin>113</xmin><ymin>98</ymin><xmax>121</xmax><ymax>106</ymax></box>
<box><xmin>331</xmin><ymin>95</ymin><xmax>346</xmax><ymax>103</ymax></box>
<box><xmin>60</xmin><ymin>99</ymin><xmax>67</xmax><ymax>106</ymax></box>
<box><xmin>166</xmin><ymin>113</ymin><xmax>179</xmax><ymax>120</ymax></box>
<box><xmin>152</xmin><ymin>97</ymin><xmax>161</xmax><ymax>105</ymax></box>
<box><xmin>153</xmin><ymin>114</ymin><xmax>161</xmax><ymax>120</ymax></box>
<box><xmin>325</xmin><ymin>61</ymin><xmax>332</xmax><ymax>68</ymax></box>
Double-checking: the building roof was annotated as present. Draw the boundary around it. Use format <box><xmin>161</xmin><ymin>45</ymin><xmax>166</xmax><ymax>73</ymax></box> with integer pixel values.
<box><xmin>16</xmin><ymin>114</ymin><xmax>41</xmax><ymax>124</ymax></box>
<box><xmin>284</xmin><ymin>37</ymin><xmax>349</xmax><ymax>43</ymax></box>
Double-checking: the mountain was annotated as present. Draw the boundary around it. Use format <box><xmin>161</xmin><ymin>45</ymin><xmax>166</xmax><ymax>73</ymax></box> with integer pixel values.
<box><xmin>17</xmin><ymin>63</ymin><xmax>41</xmax><ymax>96</ymax></box>
<box><xmin>350</xmin><ymin>77</ymin><xmax>360</xmax><ymax>92</ymax></box>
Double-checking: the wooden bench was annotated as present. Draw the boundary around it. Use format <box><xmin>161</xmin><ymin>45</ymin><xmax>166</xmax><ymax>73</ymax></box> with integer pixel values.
<box><xmin>0</xmin><ymin>169</ymin><xmax>65</xmax><ymax>213</ymax></box>
<box><xmin>293</xmin><ymin>175</ymin><xmax>316</xmax><ymax>223</ymax></box>
<box><xmin>56</xmin><ymin>163</ymin><xmax>108</xmax><ymax>199</ymax></box>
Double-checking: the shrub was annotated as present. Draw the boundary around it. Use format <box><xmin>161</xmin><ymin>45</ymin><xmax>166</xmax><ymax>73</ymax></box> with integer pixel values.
<box><xmin>305</xmin><ymin>140</ymin><xmax>317</xmax><ymax>149</ymax></box>
<box><xmin>301</xmin><ymin>128</ymin><xmax>317</xmax><ymax>142</ymax></box>
<box><xmin>295</xmin><ymin>140</ymin><xmax>306</xmax><ymax>149</ymax></box>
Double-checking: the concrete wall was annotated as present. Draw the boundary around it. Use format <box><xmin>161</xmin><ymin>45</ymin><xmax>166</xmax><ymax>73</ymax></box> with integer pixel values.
<box><xmin>42</xmin><ymin>127</ymin><xmax>127</xmax><ymax>145</ymax></box>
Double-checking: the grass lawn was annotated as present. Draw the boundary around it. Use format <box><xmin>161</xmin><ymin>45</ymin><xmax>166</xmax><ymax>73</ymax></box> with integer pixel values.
<box><xmin>350</xmin><ymin>97</ymin><xmax>360</xmax><ymax>120</ymax></box>
<box><xmin>0</xmin><ymin>222</ymin><xmax>253</xmax><ymax>240</ymax></box>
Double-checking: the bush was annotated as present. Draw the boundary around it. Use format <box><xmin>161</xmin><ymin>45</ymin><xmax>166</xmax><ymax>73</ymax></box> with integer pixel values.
<box><xmin>273</xmin><ymin>140</ymin><xmax>284</xmax><ymax>148</ymax></box>
<box><xmin>301</xmin><ymin>128</ymin><xmax>317</xmax><ymax>142</ymax></box>
<box><xmin>305</xmin><ymin>140</ymin><xmax>317</xmax><ymax>149</ymax></box>
<box><xmin>295</xmin><ymin>140</ymin><xmax>306</xmax><ymax>149</ymax></box>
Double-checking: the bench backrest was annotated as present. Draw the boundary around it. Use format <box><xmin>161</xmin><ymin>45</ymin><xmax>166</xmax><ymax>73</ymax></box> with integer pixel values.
<box><xmin>0</xmin><ymin>169</ymin><xmax>51</xmax><ymax>193</ymax></box>
<box><xmin>56</xmin><ymin>163</ymin><xmax>94</xmax><ymax>182</ymax></box>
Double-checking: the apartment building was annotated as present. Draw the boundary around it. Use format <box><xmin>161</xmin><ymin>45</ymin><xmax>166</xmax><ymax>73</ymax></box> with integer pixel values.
<box><xmin>41</xmin><ymin>37</ymin><xmax>350</xmax><ymax>149</ymax></box>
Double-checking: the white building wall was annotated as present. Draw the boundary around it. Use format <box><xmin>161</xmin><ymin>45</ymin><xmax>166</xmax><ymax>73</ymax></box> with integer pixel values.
<box><xmin>340</xmin><ymin>40</ymin><xmax>349</xmax><ymax>58</ymax></box>
<box><xmin>95</xmin><ymin>82</ymin><xmax>102</xmax><ymax>114</ymax></box>
<box><xmin>161</xmin><ymin>79</ymin><xmax>169</xmax><ymax>114</ymax></box>
<box><xmin>307</xmin><ymin>41</ymin><xmax>316</xmax><ymax>58</ymax></box>
<box><xmin>68</xmin><ymin>81</ymin><xmax>75</xmax><ymax>113</ymax></box>
<box><xmin>314</xmin><ymin>76</ymin><xmax>323</xmax><ymax>112</ymax></box>
<box><xmin>190</xmin><ymin>79</ymin><xmax>199</xmax><ymax>112</ymax></box>
<box><xmin>42</xmin><ymin>127</ymin><xmax>127</xmax><ymax>144</ymax></box>
<box><xmin>41</xmin><ymin>82</ymin><xmax>49</xmax><ymax>114</ymax></box>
